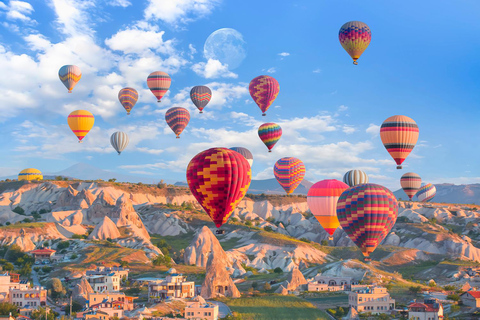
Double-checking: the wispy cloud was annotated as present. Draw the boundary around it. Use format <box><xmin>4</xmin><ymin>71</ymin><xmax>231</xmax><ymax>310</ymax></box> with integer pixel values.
<box><xmin>191</xmin><ymin>59</ymin><xmax>238</xmax><ymax>79</ymax></box>
<box><xmin>144</xmin><ymin>0</ymin><xmax>221</xmax><ymax>26</ymax></box>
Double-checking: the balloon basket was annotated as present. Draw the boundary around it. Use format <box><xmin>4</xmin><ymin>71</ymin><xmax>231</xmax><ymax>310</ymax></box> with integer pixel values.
<box><xmin>262</xmin><ymin>113</ymin><xmax>266</xmax><ymax>116</ymax></box>
<box><xmin>328</xmin><ymin>236</ymin><xmax>333</xmax><ymax>241</ymax></box>
<box><xmin>176</xmin><ymin>136</ymin><xmax>180</xmax><ymax>139</ymax></box>
<box><xmin>364</xmin><ymin>257</ymin><xmax>371</xmax><ymax>262</ymax></box>
<box><xmin>215</xmin><ymin>229</ymin><xmax>225</xmax><ymax>235</ymax></box>
<box><xmin>78</xmin><ymin>141</ymin><xmax>83</xmax><ymax>143</ymax></box>
<box><xmin>353</xmin><ymin>61</ymin><xmax>358</xmax><ymax>65</ymax></box>
<box><xmin>157</xmin><ymin>100</ymin><xmax>161</xmax><ymax>103</ymax></box>
<box><xmin>68</xmin><ymin>90</ymin><xmax>72</xmax><ymax>93</ymax></box>
<box><xmin>397</xmin><ymin>165</ymin><xmax>402</xmax><ymax>169</ymax></box>
<box><xmin>268</xmin><ymin>150</ymin><xmax>272</xmax><ymax>153</ymax></box>
<box><xmin>200</xmin><ymin>111</ymin><xmax>203</xmax><ymax>114</ymax></box>
<box><xmin>127</xmin><ymin>112</ymin><xmax>130</xmax><ymax>115</ymax></box>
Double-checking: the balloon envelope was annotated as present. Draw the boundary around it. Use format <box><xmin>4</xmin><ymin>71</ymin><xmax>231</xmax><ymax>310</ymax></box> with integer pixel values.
<box><xmin>307</xmin><ymin>179</ymin><xmax>349</xmax><ymax>236</ymax></box>
<box><xmin>186</xmin><ymin>148</ymin><xmax>252</xmax><ymax>228</ymax></box>
<box><xmin>18</xmin><ymin>168</ymin><xmax>43</xmax><ymax>181</ymax></box>
<box><xmin>59</xmin><ymin>65</ymin><xmax>81</xmax><ymax>93</ymax></box>
<box><xmin>249</xmin><ymin>75</ymin><xmax>279</xmax><ymax>116</ymax></box>
<box><xmin>118</xmin><ymin>88</ymin><xmax>138</xmax><ymax>115</ymax></box>
<box><xmin>343</xmin><ymin>170</ymin><xmax>369</xmax><ymax>187</ymax></box>
<box><xmin>337</xmin><ymin>183</ymin><xmax>398</xmax><ymax>257</ymax></box>
<box><xmin>147</xmin><ymin>71</ymin><xmax>171</xmax><ymax>102</ymax></box>
<box><xmin>229</xmin><ymin>147</ymin><xmax>253</xmax><ymax>167</ymax></box>
<box><xmin>190</xmin><ymin>86</ymin><xmax>212</xmax><ymax>113</ymax></box>
<box><xmin>400</xmin><ymin>172</ymin><xmax>421</xmax><ymax>200</ymax></box>
<box><xmin>416</xmin><ymin>183</ymin><xmax>436</xmax><ymax>202</ymax></box>
<box><xmin>258</xmin><ymin>123</ymin><xmax>282</xmax><ymax>152</ymax></box>
<box><xmin>110</xmin><ymin>132</ymin><xmax>129</xmax><ymax>155</ymax></box>
<box><xmin>274</xmin><ymin>157</ymin><xmax>305</xmax><ymax>194</ymax></box>
<box><xmin>380</xmin><ymin>115</ymin><xmax>419</xmax><ymax>169</ymax></box>
<box><xmin>339</xmin><ymin>21</ymin><xmax>371</xmax><ymax>65</ymax></box>
<box><xmin>67</xmin><ymin>110</ymin><xmax>94</xmax><ymax>142</ymax></box>
<box><xmin>165</xmin><ymin>107</ymin><xmax>190</xmax><ymax>138</ymax></box>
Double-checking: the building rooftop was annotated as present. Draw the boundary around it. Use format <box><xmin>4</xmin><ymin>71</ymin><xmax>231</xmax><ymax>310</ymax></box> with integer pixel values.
<box><xmin>461</xmin><ymin>291</ymin><xmax>480</xmax><ymax>299</ymax></box>
<box><xmin>30</xmin><ymin>248</ymin><xmax>56</xmax><ymax>254</ymax></box>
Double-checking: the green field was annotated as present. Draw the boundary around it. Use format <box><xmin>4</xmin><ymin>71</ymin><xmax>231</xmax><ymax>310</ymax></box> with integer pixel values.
<box><xmin>220</xmin><ymin>295</ymin><xmax>330</xmax><ymax>320</ymax></box>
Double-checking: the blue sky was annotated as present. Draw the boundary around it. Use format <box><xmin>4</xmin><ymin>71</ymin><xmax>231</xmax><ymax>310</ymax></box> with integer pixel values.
<box><xmin>0</xmin><ymin>0</ymin><xmax>479</xmax><ymax>190</ymax></box>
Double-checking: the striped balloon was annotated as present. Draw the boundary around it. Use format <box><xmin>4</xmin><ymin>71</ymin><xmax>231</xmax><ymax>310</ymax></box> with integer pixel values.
<box><xmin>118</xmin><ymin>87</ymin><xmax>138</xmax><ymax>115</ymax></box>
<box><xmin>339</xmin><ymin>21</ymin><xmax>371</xmax><ymax>65</ymax></box>
<box><xmin>337</xmin><ymin>184</ymin><xmax>398</xmax><ymax>258</ymax></box>
<box><xmin>187</xmin><ymin>148</ymin><xmax>251</xmax><ymax>228</ymax></box>
<box><xmin>67</xmin><ymin>110</ymin><xmax>94</xmax><ymax>143</ymax></box>
<box><xmin>273</xmin><ymin>157</ymin><xmax>306</xmax><ymax>194</ymax></box>
<box><xmin>249</xmin><ymin>75</ymin><xmax>280</xmax><ymax>116</ymax></box>
<box><xmin>165</xmin><ymin>107</ymin><xmax>190</xmax><ymax>138</ymax></box>
<box><xmin>147</xmin><ymin>71</ymin><xmax>171</xmax><ymax>102</ymax></box>
<box><xmin>258</xmin><ymin>123</ymin><xmax>282</xmax><ymax>152</ymax></box>
<box><xmin>400</xmin><ymin>172</ymin><xmax>421</xmax><ymax>200</ymax></box>
<box><xmin>190</xmin><ymin>86</ymin><xmax>212</xmax><ymax>113</ymax></box>
<box><xmin>110</xmin><ymin>132</ymin><xmax>129</xmax><ymax>155</ymax></box>
<box><xmin>18</xmin><ymin>168</ymin><xmax>43</xmax><ymax>181</ymax></box>
<box><xmin>343</xmin><ymin>170</ymin><xmax>369</xmax><ymax>187</ymax></box>
<box><xmin>416</xmin><ymin>183</ymin><xmax>436</xmax><ymax>202</ymax></box>
<box><xmin>230</xmin><ymin>147</ymin><xmax>253</xmax><ymax>167</ymax></box>
<box><xmin>58</xmin><ymin>65</ymin><xmax>81</xmax><ymax>93</ymax></box>
<box><xmin>307</xmin><ymin>180</ymin><xmax>349</xmax><ymax>238</ymax></box>
<box><xmin>380</xmin><ymin>115</ymin><xmax>419</xmax><ymax>169</ymax></box>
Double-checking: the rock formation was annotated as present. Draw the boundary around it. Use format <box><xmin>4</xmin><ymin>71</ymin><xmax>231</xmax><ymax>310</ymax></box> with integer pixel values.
<box><xmin>274</xmin><ymin>285</ymin><xmax>288</xmax><ymax>295</ymax></box>
<box><xmin>200</xmin><ymin>253</ymin><xmax>240</xmax><ymax>299</ymax></box>
<box><xmin>72</xmin><ymin>277</ymin><xmax>94</xmax><ymax>304</ymax></box>
<box><xmin>88</xmin><ymin>216</ymin><xmax>121</xmax><ymax>240</ymax></box>
<box><xmin>282</xmin><ymin>266</ymin><xmax>307</xmax><ymax>291</ymax></box>
<box><xmin>184</xmin><ymin>226</ymin><xmax>230</xmax><ymax>268</ymax></box>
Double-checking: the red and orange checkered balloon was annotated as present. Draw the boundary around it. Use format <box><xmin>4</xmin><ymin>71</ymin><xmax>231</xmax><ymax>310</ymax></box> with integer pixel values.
<box><xmin>186</xmin><ymin>148</ymin><xmax>252</xmax><ymax>228</ymax></box>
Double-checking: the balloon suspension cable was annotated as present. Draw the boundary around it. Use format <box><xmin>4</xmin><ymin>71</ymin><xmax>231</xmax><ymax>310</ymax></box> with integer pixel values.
<box><xmin>397</xmin><ymin>165</ymin><xmax>402</xmax><ymax>169</ymax></box>
<box><xmin>353</xmin><ymin>61</ymin><xmax>358</xmax><ymax>65</ymax></box>
<box><xmin>262</xmin><ymin>113</ymin><xmax>266</xmax><ymax>116</ymax></box>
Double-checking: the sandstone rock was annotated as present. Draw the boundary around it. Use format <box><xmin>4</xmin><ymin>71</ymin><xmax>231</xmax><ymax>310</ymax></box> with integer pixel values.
<box><xmin>88</xmin><ymin>216</ymin><xmax>121</xmax><ymax>240</ymax></box>
<box><xmin>282</xmin><ymin>266</ymin><xmax>307</xmax><ymax>291</ymax></box>
<box><xmin>72</xmin><ymin>277</ymin><xmax>94</xmax><ymax>304</ymax></box>
<box><xmin>200</xmin><ymin>253</ymin><xmax>240</xmax><ymax>299</ymax></box>
<box><xmin>275</xmin><ymin>285</ymin><xmax>288</xmax><ymax>295</ymax></box>
<box><xmin>11</xmin><ymin>235</ymin><xmax>36</xmax><ymax>252</ymax></box>
<box><xmin>184</xmin><ymin>226</ymin><xmax>230</xmax><ymax>268</ymax></box>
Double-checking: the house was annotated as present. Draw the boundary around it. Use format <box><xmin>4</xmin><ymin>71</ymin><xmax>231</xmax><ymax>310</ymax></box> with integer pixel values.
<box><xmin>460</xmin><ymin>291</ymin><xmax>480</xmax><ymax>308</ymax></box>
<box><xmin>86</xmin><ymin>273</ymin><xmax>121</xmax><ymax>292</ymax></box>
<box><xmin>148</xmin><ymin>274</ymin><xmax>195</xmax><ymax>302</ymax></box>
<box><xmin>86</xmin><ymin>266</ymin><xmax>129</xmax><ymax>281</ymax></box>
<box><xmin>185</xmin><ymin>296</ymin><xmax>219</xmax><ymax>320</ymax></box>
<box><xmin>84</xmin><ymin>310</ymin><xmax>109</xmax><ymax>320</ymax></box>
<box><xmin>89</xmin><ymin>300</ymin><xmax>125</xmax><ymax>319</ymax></box>
<box><xmin>0</xmin><ymin>315</ymin><xmax>15</xmax><ymax>320</ymax></box>
<box><xmin>408</xmin><ymin>299</ymin><xmax>443</xmax><ymax>320</ymax></box>
<box><xmin>308</xmin><ymin>274</ymin><xmax>360</xmax><ymax>292</ymax></box>
<box><xmin>0</xmin><ymin>272</ymin><xmax>29</xmax><ymax>300</ymax></box>
<box><xmin>87</xmin><ymin>292</ymin><xmax>135</xmax><ymax>311</ymax></box>
<box><xmin>29</xmin><ymin>248</ymin><xmax>55</xmax><ymax>263</ymax></box>
<box><xmin>8</xmin><ymin>286</ymin><xmax>47</xmax><ymax>308</ymax></box>
<box><xmin>348</xmin><ymin>286</ymin><xmax>395</xmax><ymax>314</ymax></box>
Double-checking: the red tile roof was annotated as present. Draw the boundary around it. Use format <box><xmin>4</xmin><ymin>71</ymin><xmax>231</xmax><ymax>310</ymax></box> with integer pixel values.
<box><xmin>408</xmin><ymin>302</ymin><xmax>440</xmax><ymax>312</ymax></box>
<box><xmin>462</xmin><ymin>291</ymin><xmax>480</xmax><ymax>299</ymax></box>
<box><xmin>30</xmin><ymin>248</ymin><xmax>56</xmax><ymax>254</ymax></box>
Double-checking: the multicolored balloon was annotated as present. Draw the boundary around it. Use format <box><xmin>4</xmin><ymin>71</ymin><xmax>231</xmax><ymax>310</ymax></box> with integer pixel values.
<box><xmin>67</xmin><ymin>110</ymin><xmax>94</xmax><ymax>143</ymax></box>
<box><xmin>274</xmin><ymin>157</ymin><xmax>305</xmax><ymax>194</ymax></box>
<box><xmin>110</xmin><ymin>132</ymin><xmax>129</xmax><ymax>155</ymax></box>
<box><xmin>337</xmin><ymin>184</ymin><xmax>398</xmax><ymax>258</ymax></box>
<box><xmin>258</xmin><ymin>123</ymin><xmax>282</xmax><ymax>152</ymax></box>
<box><xmin>343</xmin><ymin>169</ymin><xmax>369</xmax><ymax>187</ymax></box>
<box><xmin>18</xmin><ymin>168</ymin><xmax>43</xmax><ymax>181</ymax></box>
<box><xmin>147</xmin><ymin>71</ymin><xmax>171</xmax><ymax>102</ymax></box>
<box><xmin>59</xmin><ymin>65</ymin><xmax>81</xmax><ymax>93</ymax></box>
<box><xmin>165</xmin><ymin>107</ymin><xmax>190</xmax><ymax>138</ymax></box>
<box><xmin>307</xmin><ymin>180</ymin><xmax>349</xmax><ymax>239</ymax></box>
<box><xmin>229</xmin><ymin>147</ymin><xmax>253</xmax><ymax>167</ymax></box>
<box><xmin>416</xmin><ymin>183</ymin><xmax>436</xmax><ymax>202</ymax></box>
<box><xmin>400</xmin><ymin>172</ymin><xmax>422</xmax><ymax>200</ymax></box>
<box><xmin>190</xmin><ymin>86</ymin><xmax>212</xmax><ymax>113</ymax></box>
<box><xmin>118</xmin><ymin>87</ymin><xmax>138</xmax><ymax>115</ymax></box>
<box><xmin>249</xmin><ymin>75</ymin><xmax>280</xmax><ymax>116</ymax></box>
<box><xmin>186</xmin><ymin>148</ymin><xmax>252</xmax><ymax>228</ymax></box>
<box><xmin>380</xmin><ymin>115</ymin><xmax>419</xmax><ymax>169</ymax></box>
<box><xmin>338</xmin><ymin>21</ymin><xmax>371</xmax><ymax>65</ymax></box>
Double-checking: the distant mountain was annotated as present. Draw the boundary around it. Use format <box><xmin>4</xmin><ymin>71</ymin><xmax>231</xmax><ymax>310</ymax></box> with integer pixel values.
<box><xmin>393</xmin><ymin>183</ymin><xmax>480</xmax><ymax>205</ymax></box>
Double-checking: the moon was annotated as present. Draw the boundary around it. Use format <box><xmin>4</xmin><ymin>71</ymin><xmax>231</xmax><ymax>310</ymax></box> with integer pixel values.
<box><xmin>204</xmin><ymin>28</ymin><xmax>247</xmax><ymax>70</ymax></box>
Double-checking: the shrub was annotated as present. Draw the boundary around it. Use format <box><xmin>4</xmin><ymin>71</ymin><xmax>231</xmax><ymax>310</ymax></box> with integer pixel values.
<box><xmin>22</xmin><ymin>218</ymin><xmax>32</xmax><ymax>223</ymax></box>
<box><xmin>42</xmin><ymin>266</ymin><xmax>52</xmax><ymax>273</ymax></box>
<box><xmin>263</xmin><ymin>226</ymin><xmax>273</xmax><ymax>232</ymax></box>
<box><xmin>56</xmin><ymin>241</ymin><xmax>70</xmax><ymax>250</ymax></box>
<box><xmin>447</xmin><ymin>293</ymin><xmax>460</xmax><ymax>302</ymax></box>
<box><xmin>299</xmin><ymin>237</ymin><xmax>311</xmax><ymax>243</ymax></box>
<box><xmin>274</xmin><ymin>267</ymin><xmax>283</xmax><ymax>274</ymax></box>
<box><xmin>245</xmin><ymin>220</ymin><xmax>253</xmax><ymax>227</ymax></box>
<box><xmin>230</xmin><ymin>217</ymin><xmax>238</xmax><ymax>223</ymax></box>
<box><xmin>5</xmin><ymin>222</ymin><xmax>10</xmax><ymax>226</ymax></box>
<box><xmin>39</xmin><ymin>209</ymin><xmax>48</xmax><ymax>214</ymax></box>
<box><xmin>321</xmin><ymin>240</ymin><xmax>328</xmax><ymax>246</ymax></box>
<box><xmin>12</xmin><ymin>206</ymin><xmax>25</xmax><ymax>215</ymax></box>
<box><xmin>263</xmin><ymin>282</ymin><xmax>271</xmax><ymax>290</ymax></box>
<box><xmin>72</xmin><ymin>234</ymin><xmax>86</xmax><ymax>239</ymax></box>
<box><xmin>70</xmin><ymin>254</ymin><xmax>78</xmax><ymax>259</ymax></box>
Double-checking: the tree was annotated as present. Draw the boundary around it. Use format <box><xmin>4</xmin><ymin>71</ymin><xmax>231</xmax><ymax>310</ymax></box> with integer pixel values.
<box><xmin>0</xmin><ymin>302</ymin><xmax>19</xmax><ymax>316</ymax></box>
<box><xmin>6</xmin><ymin>244</ymin><xmax>24</xmax><ymax>262</ymax></box>
<box><xmin>444</xmin><ymin>285</ymin><xmax>456</xmax><ymax>291</ymax></box>
<box><xmin>57</xmin><ymin>241</ymin><xmax>70</xmax><ymax>250</ymax></box>
<box><xmin>55</xmin><ymin>176</ymin><xmax>63</xmax><ymax>181</ymax></box>
<box><xmin>336</xmin><ymin>307</ymin><xmax>345</xmax><ymax>317</ymax></box>
<box><xmin>263</xmin><ymin>226</ymin><xmax>273</xmax><ymax>232</ymax></box>
<box><xmin>108</xmin><ymin>178</ymin><xmax>117</xmax><ymax>182</ymax></box>
<box><xmin>408</xmin><ymin>286</ymin><xmax>422</xmax><ymax>295</ymax></box>
<box><xmin>251</xmin><ymin>282</ymin><xmax>258</xmax><ymax>289</ymax></box>
<box><xmin>31</xmin><ymin>307</ymin><xmax>57</xmax><ymax>320</ymax></box>
<box><xmin>447</xmin><ymin>293</ymin><xmax>460</xmax><ymax>302</ymax></box>
<box><xmin>120</xmin><ymin>261</ymin><xmax>128</xmax><ymax>268</ymax></box>
<box><xmin>263</xmin><ymin>282</ymin><xmax>271</xmax><ymax>291</ymax></box>
<box><xmin>32</xmin><ymin>213</ymin><xmax>41</xmax><ymax>221</ymax></box>
<box><xmin>245</xmin><ymin>220</ymin><xmax>253</xmax><ymax>227</ymax></box>
<box><xmin>50</xmin><ymin>278</ymin><xmax>66</xmax><ymax>298</ymax></box>
<box><xmin>12</xmin><ymin>206</ymin><xmax>25</xmax><ymax>215</ymax></box>
<box><xmin>321</xmin><ymin>240</ymin><xmax>329</xmax><ymax>246</ymax></box>
<box><xmin>157</xmin><ymin>180</ymin><xmax>166</xmax><ymax>189</ymax></box>
<box><xmin>65</xmin><ymin>301</ymin><xmax>83</xmax><ymax>315</ymax></box>
<box><xmin>428</xmin><ymin>279</ymin><xmax>436</xmax><ymax>287</ymax></box>
<box><xmin>19</xmin><ymin>263</ymin><xmax>32</xmax><ymax>277</ymax></box>
<box><xmin>274</xmin><ymin>267</ymin><xmax>283</xmax><ymax>274</ymax></box>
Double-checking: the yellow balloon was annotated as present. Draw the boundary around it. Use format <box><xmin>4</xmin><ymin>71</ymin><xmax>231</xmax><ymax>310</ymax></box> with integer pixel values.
<box><xmin>67</xmin><ymin>110</ymin><xmax>94</xmax><ymax>143</ymax></box>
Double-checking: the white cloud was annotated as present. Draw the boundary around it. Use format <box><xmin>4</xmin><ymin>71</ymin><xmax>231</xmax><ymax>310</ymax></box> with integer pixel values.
<box><xmin>337</xmin><ymin>105</ymin><xmax>348</xmax><ymax>112</ymax></box>
<box><xmin>342</xmin><ymin>125</ymin><xmax>356</xmax><ymax>134</ymax></box>
<box><xmin>191</xmin><ymin>59</ymin><xmax>238</xmax><ymax>79</ymax></box>
<box><xmin>144</xmin><ymin>0</ymin><xmax>221</xmax><ymax>25</ymax></box>
<box><xmin>105</xmin><ymin>26</ymin><xmax>176</xmax><ymax>55</ymax></box>
<box><xmin>266</xmin><ymin>67</ymin><xmax>276</xmax><ymax>73</ymax></box>
<box><xmin>49</xmin><ymin>0</ymin><xmax>95</xmax><ymax>36</ymax></box>
<box><xmin>1</xmin><ymin>1</ymin><xmax>35</xmax><ymax>23</ymax></box>
<box><xmin>108</xmin><ymin>0</ymin><xmax>131</xmax><ymax>7</ymax></box>
<box><xmin>278</xmin><ymin>52</ymin><xmax>290</xmax><ymax>57</ymax></box>
<box><xmin>313</xmin><ymin>68</ymin><xmax>321</xmax><ymax>73</ymax></box>
<box><xmin>366</xmin><ymin>123</ymin><xmax>380</xmax><ymax>136</ymax></box>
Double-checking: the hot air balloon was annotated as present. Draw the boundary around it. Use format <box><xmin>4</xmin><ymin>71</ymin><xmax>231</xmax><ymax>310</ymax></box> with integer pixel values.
<box><xmin>229</xmin><ymin>147</ymin><xmax>253</xmax><ymax>167</ymax></box>
<box><xmin>416</xmin><ymin>183</ymin><xmax>436</xmax><ymax>202</ymax></box>
<box><xmin>339</xmin><ymin>21</ymin><xmax>371</xmax><ymax>65</ymax></box>
<box><xmin>147</xmin><ymin>71</ymin><xmax>171</xmax><ymax>102</ymax></box>
<box><xmin>67</xmin><ymin>110</ymin><xmax>94</xmax><ymax>143</ymax></box>
<box><xmin>337</xmin><ymin>184</ymin><xmax>398</xmax><ymax>259</ymax></box>
<box><xmin>307</xmin><ymin>180</ymin><xmax>349</xmax><ymax>240</ymax></box>
<box><xmin>249</xmin><ymin>75</ymin><xmax>279</xmax><ymax>116</ymax></box>
<box><xmin>118</xmin><ymin>88</ymin><xmax>138</xmax><ymax>115</ymax></box>
<box><xmin>258</xmin><ymin>123</ymin><xmax>282</xmax><ymax>152</ymax></box>
<box><xmin>380</xmin><ymin>115</ymin><xmax>419</xmax><ymax>169</ymax></box>
<box><xmin>190</xmin><ymin>86</ymin><xmax>212</xmax><ymax>113</ymax></box>
<box><xmin>186</xmin><ymin>148</ymin><xmax>252</xmax><ymax>228</ymax></box>
<box><xmin>18</xmin><ymin>168</ymin><xmax>43</xmax><ymax>181</ymax></box>
<box><xmin>165</xmin><ymin>107</ymin><xmax>190</xmax><ymax>138</ymax></box>
<box><xmin>343</xmin><ymin>169</ymin><xmax>369</xmax><ymax>187</ymax></box>
<box><xmin>400</xmin><ymin>172</ymin><xmax>422</xmax><ymax>200</ymax></box>
<box><xmin>110</xmin><ymin>132</ymin><xmax>129</xmax><ymax>155</ymax></box>
<box><xmin>274</xmin><ymin>157</ymin><xmax>306</xmax><ymax>194</ymax></box>
<box><xmin>58</xmin><ymin>65</ymin><xmax>81</xmax><ymax>93</ymax></box>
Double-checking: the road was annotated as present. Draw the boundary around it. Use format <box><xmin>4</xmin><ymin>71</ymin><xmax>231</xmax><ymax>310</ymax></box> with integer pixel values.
<box><xmin>207</xmin><ymin>301</ymin><xmax>231</xmax><ymax>318</ymax></box>
<box><xmin>31</xmin><ymin>269</ymin><xmax>41</xmax><ymax>287</ymax></box>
